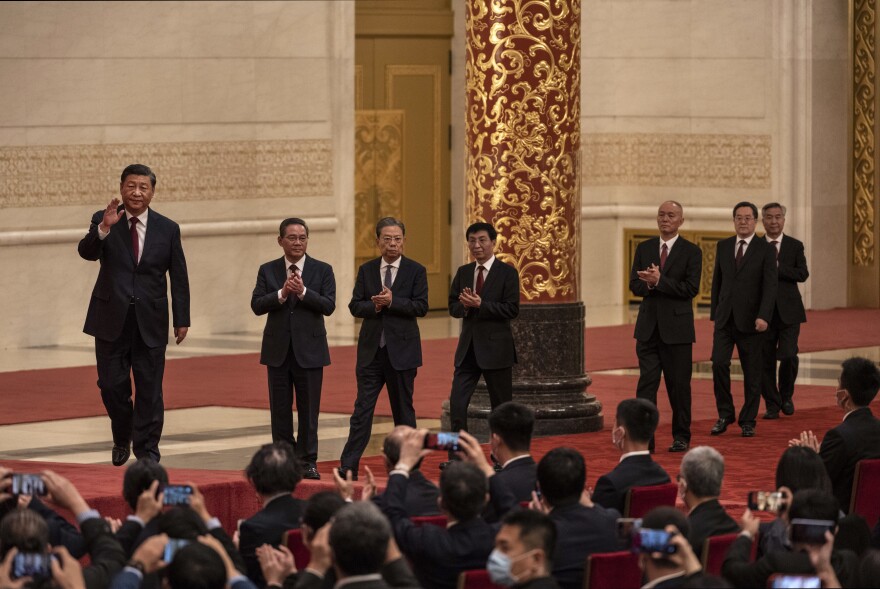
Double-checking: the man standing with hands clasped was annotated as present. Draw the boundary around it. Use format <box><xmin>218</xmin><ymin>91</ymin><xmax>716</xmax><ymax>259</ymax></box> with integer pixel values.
<box><xmin>78</xmin><ymin>164</ymin><xmax>190</xmax><ymax>466</ymax></box>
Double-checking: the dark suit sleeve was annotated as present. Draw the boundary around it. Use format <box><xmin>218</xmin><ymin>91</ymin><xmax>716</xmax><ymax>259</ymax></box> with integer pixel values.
<box><xmin>387</xmin><ymin>262</ymin><xmax>429</xmax><ymax>318</ymax></box>
<box><xmin>486</xmin><ymin>474</ymin><xmax>519</xmax><ymax>520</ymax></box>
<box><xmin>710</xmin><ymin>242</ymin><xmax>722</xmax><ymax>321</ymax></box>
<box><xmin>721</xmin><ymin>535</ymin><xmax>773</xmax><ymax>588</ymax></box>
<box><xmin>169</xmin><ymin>222</ymin><xmax>190</xmax><ymax>328</ymax></box>
<box><xmin>252</xmin><ymin>265</ymin><xmax>284</xmax><ymax>316</ymax></box>
<box><xmin>380</xmin><ymin>474</ymin><xmax>428</xmax><ymax>554</ymax></box>
<box><xmin>757</xmin><ymin>244</ymin><xmax>778</xmax><ymax>322</ymax></box>
<box><xmin>299</xmin><ymin>263</ymin><xmax>336</xmax><ymax>317</ymax></box>
<box><xmin>78</xmin><ymin>211</ymin><xmax>107</xmax><ymax>261</ymax></box>
<box><xmin>629</xmin><ymin>243</ymin><xmax>651</xmax><ymax>298</ymax></box>
<box><xmin>477</xmin><ymin>264</ymin><xmax>520</xmax><ymax>320</ymax></box>
<box><xmin>589</xmin><ymin>475</ymin><xmax>618</xmax><ymax>511</ymax></box>
<box><xmin>779</xmin><ymin>241</ymin><xmax>809</xmax><ymax>283</ymax></box>
<box><xmin>28</xmin><ymin>498</ymin><xmax>87</xmax><ymax>559</ymax></box>
<box><xmin>115</xmin><ymin>519</ymin><xmax>144</xmax><ymax>557</ymax></box>
<box><xmin>293</xmin><ymin>571</ymin><xmax>325</xmax><ymax>589</ymax></box>
<box><xmin>80</xmin><ymin>517</ymin><xmax>127</xmax><ymax>589</ymax></box>
<box><xmin>819</xmin><ymin>428</ymin><xmax>846</xmax><ymax>490</ymax></box>
<box><xmin>449</xmin><ymin>267</ymin><xmax>467</xmax><ymax>318</ymax></box>
<box><xmin>381</xmin><ymin>557</ymin><xmax>422</xmax><ymax>588</ymax></box>
<box><xmin>350</xmin><ymin>264</ymin><xmax>379</xmax><ymax>319</ymax></box>
<box><xmin>209</xmin><ymin>527</ymin><xmax>247</xmax><ymax>574</ymax></box>
<box><xmin>656</xmin><ymin>244</ymin><xmax>702</xmax><ymax>300</ymax></box>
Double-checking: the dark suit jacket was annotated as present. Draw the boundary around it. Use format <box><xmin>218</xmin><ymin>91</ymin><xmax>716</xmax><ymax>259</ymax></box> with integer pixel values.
<box><xmin>484</xmin><ymin>456</ymin><xmax>537</xmax><ymax>522</ymax></box>
<box><xmin>548</xmin><ymin>502</ymin><xmax>621</xmax><ymax>589</ymax></box>
<box><xmin>630</xmin><ymin>236</ymin><xmax>702</xmax><ymax>344</ymax></box>
<box><xmin>79</xmin><ymin>207</ymin><xmax>190</xmax><ymax>347</ymax></box>
<box><xmin>710</xmin><ymin>235</ymin><xmax>777</xmax><ymax>332</ymax></box>
<box><xmin>290</xmin><ymin>557</ymin><xmax>420</xmax><ymax>589</ymax></box>
<box><xmin>80</xmin><ymin>517</ymin><xmax>127</xmax><ymax>589</ymax></box>
<box><xmin>773</xmin><ymin>235</ymin><xmax>808</xmax><ymax>325</ymax></box>
<box><xmin>722</xmin><ymin>535</ymin><xmax>859</xmax><ymax>588</ymax></box>
<box><xmin>686</xmin><ymin>499</ymin><xmax>739</xmax><ymax>554</ymax></box>
<box><xmin>372</xmin><ymin>469</ymin><xmax>440</xmax><ymax>517</ymax></box>
<box><xmin>449</xmin><ymin>258</ymin><xmax>520</xmax><ymax>369</ymax></box>
<box><xmin>240</xmin><ymin>494</ymin><xmax>305</xmax><ymax>587</ymax></box>
<box><xmin>251</xmin><ymin>255</ymin><xmax>336</xmax><ymax>368</ymax></box>
<box><xmin>591</xmin><ymin>454</ymin><xmax>671</xmax><ymax>515</ymax></box>
<box><xmin>820</xmin><ymin>407</ymin><xmax>880</xmax><ymax>513</ymax></box>
<box><xmin>349</xmin><ymin>256</ymin><xmax>428</xmax><ymax>370</ymax></box>
<box><xmin>28</xmin><ymin>497</ymin><xmax>87</xmax><ymax>558</ymax></box>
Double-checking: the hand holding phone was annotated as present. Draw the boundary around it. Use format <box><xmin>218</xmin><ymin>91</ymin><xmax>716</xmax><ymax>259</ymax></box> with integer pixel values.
<box><xmin>11</xmin><ymin>474</ymin><xmax>46</xmax><ymax>496</ymax></box>
<box><xmin>163</xmin><ymin>538</ymin><xmax>191</xmax><ymax>562</ymax></box>
<box><xmin>747</xmin><ymin>490</ymin><xmax>783</xmax><ymax>512</ymax></box>
<box><xmin>162</xmin><ymin>485</ymin><xmax>193</xmax><ymax>506</ymax></box>
<box><xmin>423</xmin><ymin>432</ymin><xmax>461</xmax><ymax>452</ymax></box>
<box><xmin>634</xmin><ymin>528</ymin><xmax>677</xmax><ymax>554</ymax></box>
<box><xmin>790</xmin><ymin>519</ymin><xmax>835</xmax><ymax>545</ymax></box>
<box><xmin>12</xmin><ymin>552</ymin><xmax>53</xmax><ymax>579</ymax></box>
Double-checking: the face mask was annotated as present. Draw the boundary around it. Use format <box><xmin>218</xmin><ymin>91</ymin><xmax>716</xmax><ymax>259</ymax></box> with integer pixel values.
<box><xmin>487</xmin><ymin>549</ymin><xmax>518</xmax><ymax>587</ymax></box>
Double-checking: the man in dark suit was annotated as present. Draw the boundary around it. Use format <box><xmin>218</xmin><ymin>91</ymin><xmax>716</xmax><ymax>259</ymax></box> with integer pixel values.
<box><xmin>592</xmin><ymin>399</ymin><xmax>670</xmax><ymax>514</ymax></box>
<box><xmin>239</xmin><ymin>442</ymin><xmax>305</xmax><ymax>587</ymax></box>
<box><xmin>78</xmin><ymin>164</ymin><xmax>190</xmax><ymax>466</ymax></box>
<box><xmin>709</xmin><ymin>201</ymin><xmax>778</xmax><ymax>438</ymax></box>
<box><xmin>760</xmin><ymin>203</ymin><xmax>809</xmax><ymax>419</ymax></box>
<box><xmin>367</xmin><ymin>425</ymin><xmax>440</xmax><ymax>517</ymax></box>
<box><xmin>489</xmin><ymin>510</ymin><xmax>559</xmax><ymax>588</ymax></box>
<box><xmin>677</xmin><ymin>446</ymin><xmax>739</xmax><ymax>553</ymax></box>
<box><xmin>630</xmin><ymin>201</ymin><xmax>702</xmax><ymax>452</ymax></box>
<box><xmin>485</xmin><ymin>401</ymin><xmax>537</xmax><ymax>518</ymax></box>
<box><xmin>637</xmin><ymin>507</ymin><xmax>705</xmax><ymax>589</ymax></box>
<box><xmin>789</xmin><ymin>356</ymin><xmax>880</xmax><ymax>513</ymax></box>
<box><xmin>447</xmin><ymin>222</ymin><xmax>520</xmax><ymax>461</ymax></box>
<box><xmin>251</xmin><ymin>218</ymin><xmax>336</xmax><ymax>480</ymax></box>
<box><xmin>338</xmin><ymin>218</ymin><xmax>428</xmax><ymax>480</ymax></box>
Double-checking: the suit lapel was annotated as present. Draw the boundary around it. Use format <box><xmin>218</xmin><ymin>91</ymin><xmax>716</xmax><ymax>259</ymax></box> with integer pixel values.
<box><xmin>116</xmin><ymin>210</ymin><xmax>137</xmax><ymax>265</ymax></box>
<box><xmin>737</xmin><ymin>237</ymin><xmax>760</xmax><ymax>273</ymax></box>
<box><xmin>462</xmin><ymin>262</ymin><xmax>476</xmax><ymax>290</ymax></box>
<box><xmin>481</xmin><ymin>259</ymin><xmax>503</xmax><ymax>293</ymax></box>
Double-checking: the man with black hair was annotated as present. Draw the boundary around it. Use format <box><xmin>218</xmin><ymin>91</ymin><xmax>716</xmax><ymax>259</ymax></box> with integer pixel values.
<box><xmin>677</xmin><ymin>446</ymin><xmax>739</xmax><ymax>553</ymax></box>
<box><xmin>252</xmin><ymin>218</ymin><xmax>336</xmax><ymax>480</ymax></box>
<box><xmin>488</xmin><ymin>509</ymin><xmax>559</xmax><ymax>589</ymax></box>
<box><xmin>116</xmin><ymin>458</ymin><xmax>168</xmax><ymax>555</ymax></box>
<box><xmin>482</xmin><ymin>402</ymin><xmax>537</xmax><ymax>522</ymax></box>
<box><xmin>369</xmin><ymin>426</ymin><xmax>440</xmax><ymax>517</ymax></box>
<box><xmin>240</xmin><ymin>442</ymin><xmax>306</xmax><ymax>586</ymax></box>
<box><xmin>637</xmin><ymin>506</ymin><xmax>704</xmax><ymax>589</ymax></box>
<box><xmin>79</xmin><ymin>163</ymin><xmax>191</xmax><ymax>465</ymax></box>
<box><xmin>789</xmin><ymin>356</ymin><xmax>880</xmax><ymax>513</ymax></box>
<box><xmin>535</xmin><ymin>448</ymin><xmax>619</xmax><ymax>589</ymax></box>
<box><xmin>592</xmin><ymin>399</ymin><xmax>671</xmax><ymax>514</ymax></box>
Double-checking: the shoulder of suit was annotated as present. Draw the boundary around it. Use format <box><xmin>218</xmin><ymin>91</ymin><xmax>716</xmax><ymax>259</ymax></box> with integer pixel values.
<box><xmin>782</xmin><ymin>235</ymin><xmax>805</xmax><ymax>247</ymax></box>
<box><xmin>146</xmin><ymin>209</ymin><xmax>176</xmax><ymax>227</ymax></box>
<box><xmin>306</xmin><ymin>255</ymin><xmax>333</xmax><ymax>270</ymax></box>
<box><xmin>400</xmin><ymin>256</ymin><xmax>427</xmax><ymax>271</ymax></box>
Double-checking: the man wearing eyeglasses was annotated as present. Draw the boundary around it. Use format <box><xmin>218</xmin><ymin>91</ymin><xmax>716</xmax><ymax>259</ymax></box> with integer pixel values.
<box><xmin>251</xmin><ymin>218</ymin><xmax>336</xmax><ymax>480</ymax></box>
<box><xmin>709</xmin><ymin>202</ymin><xmax>778</xmax><ymax>438</ymax></box>
<box><xmin>338</xmin><ymin>217</ymin><xmax>429</xmax><ymax>481</ymax></box>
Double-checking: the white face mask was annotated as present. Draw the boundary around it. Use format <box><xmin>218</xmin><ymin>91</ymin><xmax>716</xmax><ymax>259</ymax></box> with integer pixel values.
<box><xmin>486</xmin><ymin>548</ymin><xmax>536</xmax><ymax>587</ymax></box>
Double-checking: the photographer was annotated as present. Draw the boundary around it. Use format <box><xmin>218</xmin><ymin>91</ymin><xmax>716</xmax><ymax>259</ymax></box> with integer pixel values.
<box><xmin>636</xmin><ymin>507</ymin><xmax>703</xmax><ymax>589</ymax></box>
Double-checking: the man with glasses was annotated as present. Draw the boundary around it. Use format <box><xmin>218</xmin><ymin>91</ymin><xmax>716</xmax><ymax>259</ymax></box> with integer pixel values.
<box><xmin>709</xmin><ymin>202</ymin><xmax>777</xmax><ymax>438</ymax></box>
<box><xmin>338</xmin><ymin>218</ymin><xmax>429</xmax><ymax>481</ymax></box>
<box><xmin>251</xmin><ymin>218</ymin><xmax>336</xmax><ymax>480</ymax></box>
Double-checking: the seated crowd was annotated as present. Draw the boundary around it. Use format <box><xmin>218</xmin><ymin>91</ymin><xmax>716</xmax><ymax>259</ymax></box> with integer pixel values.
<box><xmin>1</xmin><ymin>357</ymin><xmax>879</xmax><ymax>589</ymax></box>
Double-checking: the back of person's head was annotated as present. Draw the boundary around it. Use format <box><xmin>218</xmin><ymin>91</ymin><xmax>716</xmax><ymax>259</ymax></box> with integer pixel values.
<box><xmin>382</xmin><ymin>426</ymin><xmax>423</xmax><ymax>471</ymax></box>
<box><xmin>302</xmin><ymin>491</ymin><xmax>346</xmax><ymax>531</ymax></box>
<box><xmin>157</xmin><ymin>507</ymin><xmax>209</xmax><ymax>540</ymax></box>
<box><xmin>775</xmin><ymin>446</ymin><xmax>832</xmax><ymax>496</ymax></box>
<box><xmin>680</xmin><ymin>446</ymin><xmax>724</xmax><ymax>499</ymax></box>
<box><xmin>439</xmin><ymin>462</ymin><xmax>488</xmax><ymax>521</ymax></box>
<box><xmin>500</xmin><ymin>509</ymin><xmax>557</xmax><ymax>568</ymax></box>
<box><xmin>840</xmin><ymin>357</ymin><xmax>880</xmax><ymax>406</ymax></box>
<box><xmin>640</xmin><ymin>507</ymin><xmax>691</xmax><ymax>571</ymax></box>
<box><xmin>615</xmin><ymin>398</ymin><xmax>660</xmax><ymax>444</ymax></box>
<box><xmin>488</xmin><ymin>402</ymin><xmax>535</xmax><ymax>452</ymax></box>
<box><xmin>788</xmin><ymin>490</ymin><xmax>840</xmax><ymax>524</ymax></box>
<box><xmin>536</xmin><ymin>448</ymin><xmax>586</xmax><ymax>507</ymax></box>
<box><xmin>329</xmin><ymin>502</ymin><xmax>390</xmax><ymax>577</ymax></box>
<box><xmin>858</xmin><ymin>549</ymin><xmax>880</xmax><ymax>587</ymax></box>
<box><xmin>245</xmin><ymin>441</ymin><xmax>303</xmax><ymax>496</ymax></box>
<box><xmin>123</xmin><ymin>458</ymin><xmax>169</xmax><ymax>510</ymax></box>
<box><xmin>165</xmin><ymin>543</ymin><xmax>226</xmax><ymax>589</ymax></box>
<box><xmin>0</xmin><ymin>509</ymin><xmax>49</xmax><ymax>559</ymax></box>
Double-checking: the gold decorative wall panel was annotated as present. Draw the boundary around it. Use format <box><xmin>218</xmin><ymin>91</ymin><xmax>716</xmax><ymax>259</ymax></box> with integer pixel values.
<box><xmin>852</xmin><ymin>0</ymin><xmax>876</xmax><ymax>266</ymax></box>
<box><xmin>465</xmin><ymin>0</ymin><xmax>581</xmax><ymax>302</ymax></box>
<box><xmin>584</xmin><ymin>133</ymin><xmax>771</xmax><ymax>189</ymax></box>
<box><xmin>0</xmin><ymin>140</ymin><xmax>332</xmax><ymax>209</ymax></box>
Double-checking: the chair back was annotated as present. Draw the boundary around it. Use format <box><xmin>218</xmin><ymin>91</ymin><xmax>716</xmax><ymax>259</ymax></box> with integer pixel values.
<box><xmin>623</xmin><ymin>482</ymin><xmax>678</xmax><ymax>518</ymax></box>
<box><xmin>456</xmin><ymin>569</ymin><xmax>504</xmax><ymax>589</ymax></box>
<box><xmin>412</xmin><ymin>514</ymin><xmax>448</xmax><ymax>527</ymax></box>
<box><xmin>700</xmin><ymin>533</ymin><xmax>743</xmax><ymax>576</ymax></box>
<box><xmin>283</xmin><ymin>529</ymin><xmax>311</xmax><ymax>570</ymax></box>
<box><xmin>584</xmin><ymin>551</ymin><xmax>641</xmax><ymax>589</ymax></box>
<box><xmin>850</xmin><ymin>458</ymin><xmax>880</xmax><ymax>526</ymax></box>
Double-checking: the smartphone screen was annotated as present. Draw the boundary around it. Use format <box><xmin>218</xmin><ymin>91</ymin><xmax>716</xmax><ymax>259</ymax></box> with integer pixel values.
<box><xmin>11</xmin><ymin>474</ymin><xmax>46</xmax><ymax>496</ymax></box>
<box><xmin>162</xmin><ymin>485</ymin><xmax>193</xmax><ymax>506</ymax></box>
<box><xmin>163</xmin><ymin>538</ymin><xmax>191</xmax><ymax>562</ymax></box>
<box><xmin>747</xmin><ymin>490</ymin><xmax>783</xmax><ymax>512</ymax></box>
<box><xmin>12</xmin><ymin>552</ymin><xmax>51</xmax><ymax>579</ymax></box>
<box><xmin>789</xmin><ymin>519</ymin><xmax>835</xmax><ymax>545</ymax></box>
<box><xmin>423</xmin><ymin>432</ymin><xmax>461</xmax><ymax>452</ymax></box>
<box><xmin>635</xmin><ymin>529</ymin><xmax>677</xmax><ymax>554</ymax></box>
<box><xmin>770</xmin><ymin>574</ymin><xmax>822</xmax><ymax>588</ymax></box>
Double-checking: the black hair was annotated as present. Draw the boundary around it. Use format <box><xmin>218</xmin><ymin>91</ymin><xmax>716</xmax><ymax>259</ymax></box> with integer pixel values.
<box><xmin>488</xmin><ymin>402</ymin><xmax>535</xmax><ymax>452</ymax></box>
<box><xmin>500</xmin><ymin>509</ymin><xmax>557</xmax><ymax>567</ymax></box>
<box><xmin>302</xmin><ymin>491</ymin><xmax>346</xmax><ymax>531</ymax></box>
<box><xmin>245</xmin><ymin>441</ymin><xmax>303</xmax><ymax>495</ymax></box>
<box><xmin>840</xmin><ymin>357</ymin><xmax>880</xmax><ymax>406</ymax></box>
<box><xmin>466</xmin><ymin>222</ymin><xmax>497</xmax><ymax>241</ymax></box>
<box><xmin>858</xmin><ymin>550</ymin><xmax>880</xmax><ymax>588</ymax></box>
<box><xmin>121</xmin><ymin>164</ymin><xmax>156</xmax><ymax>188</ymax></box>
<box><xmin>329</xmin><ymin>502</ymin><xmax>390</xmax><ymax>576</ymax></box>
<box><xmin>375</xmin><ymin>217</ymin><xmax>405</xmax><ymax>237</ymax></box>
<box><xmin>774</xmin><ymin>446</ymin><xmax>831</xmax><ymax>496</ymax></box>
<box><xmin>439</xmin><ymin>462</ymin><xmax>488</xmax><ymax>521</ymax></box>
<box><xmin>537</xmin><ymin>448</ymin><xmax>586</xmax><ymax>507</ymax></box>
<box><xmin>279</xmin><ymin>218</ymin><xmax>310</xmax><ymax>238</ymax></box>
<box><xmin>157</xmin><ymin>507</ymin><xmax>209</xmax><ymax>540</ymax></box>
<box><xmin>641</xmin><ymin>505</ymin><xmax>691</xmax><ymax>540</ymax></box>
<box><xmin>732</xmin><ymin>201</ymin><xmax>758</xmax><ymax>219</ymax></box>
<box><xmin>788</xmin><ymin>489</ymin><xmax>840</xmax><ymax>524</ymax></box>
<box><xmin>615</xmin><ymin>398</ymin><xmax>660</xmax><ymax>444</ymax></box>
<box><xmin>166</xmin><ymin>543</ymin><xmax>227</xmax><ymax>589</ymax></box>
<box><xmin>123</xmin><ymin>458</ymin><xmax>169</xmax><ymax>510</ymax></box>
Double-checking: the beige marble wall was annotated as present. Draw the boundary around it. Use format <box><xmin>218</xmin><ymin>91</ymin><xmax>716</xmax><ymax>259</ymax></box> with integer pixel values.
<box><xmin>0</xmin><ymin>1</ymin><xmax>356</xmax><ymax>350</ymax></box>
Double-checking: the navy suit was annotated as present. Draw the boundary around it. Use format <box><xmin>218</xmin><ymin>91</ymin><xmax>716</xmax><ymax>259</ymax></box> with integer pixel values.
<box><xmin>239</xmin><ymin>494</ymin><xmax>305</xmax><ymax>587</ymax></box>
<box><xmin>340</xmin><ymin>256</ymin><xmax>428</xmax><ymax>473</ymax></box>
<box><xmin>819</xmin><ymin>407</ymin><xmax>880</xmax><ymax>513</ymax></box>
<box><xmin>591</xmin><ymin>454</ymin><xmax>671</xmax><ymax>515</ymax></box>
<box><xmin>630</xmin><ymin>236</ymin><xmax>702</xmax><ymax>445</ymax></box>
<box><xmin>79</xmin><ymin>207</ymin><xmax>190</xmax><ymax>461</ymax></box>
<box><xmin>710</xmin><ymin>235</ymin><xmax>778</xmax><ymax>428</ymax></box>
<box><xmin>548</xmin><ymin>502</ymin><xmax>621</xmax><ymax>589</ymax></box>
<box><xmin>252</xmin><ymin>255</ymin><xmax>336</xmax><ymax>464</ymax></box>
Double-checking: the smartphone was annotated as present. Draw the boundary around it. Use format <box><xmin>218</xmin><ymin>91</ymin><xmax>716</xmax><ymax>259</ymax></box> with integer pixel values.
<box><xmin>163</xmin><ymin>538</ymin><xmax>191</xmax><ymax>562</ymax></box>
<box><xmin>634</xmin><ymin>528</ymin><xmax>677</xmax><ymax>554</ymax></box>
<box><xmin>11</xmin><ymin>474</ymin><xmax>47</xmax><ymax>496</ymax></box>
<box><xmin>12</xmin><ymin>552</ymin><xmax>52</xmax><ymax>579</ymax></box>
<box><xmin>789</xmin><ymin>519</ymin><xmax>835</xmax><ymax>545</ymax></box>
<box><xmin>769</xmin><ymin>574</ymin><xmax>822</xmax><ymax>588</ymax></box>
<box><xmin>616</xmin><ymin>518</ymin><xmax>642</xmax><ymax>545</ymax></box>
<box><xmin>748</xmin><ymin>490</ymin><xmax>784</xmax><ymax>512</ymax></box>
<box><xmin>162</xmin><ymin>484</ymin><xmax>193</xmax><ymax>506</ymax></box>
<box><xmin>424</xmin><ymin>432</ymin><xmax>461</xmax><ymax>452</ymax></box>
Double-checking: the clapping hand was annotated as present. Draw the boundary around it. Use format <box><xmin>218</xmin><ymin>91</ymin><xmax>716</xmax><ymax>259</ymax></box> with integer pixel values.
<box><xmin>459</xmin><ymin>287</ymin><xmax>481</xmax><ymax>308</ymax></box>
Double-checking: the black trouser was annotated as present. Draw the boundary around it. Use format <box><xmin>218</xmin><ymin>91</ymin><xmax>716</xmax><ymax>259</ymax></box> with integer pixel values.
<box><xmin>635</xmin><ymin>326</ymin><xmax>692</xmax><ymax>446</ymax></box>
<box><xmin>340</xmin><ymin>346</ymin><xmax>417</xmax><ymax>472</ymax></box>
<box><xmin>95</xmin><ymin>305</ymin><xmax>166</xmax><ymax>461</ymax></box>
<box><xmin>712</xmin><ymin>318</ymin><xmax>762</xmax><ymax>428</ymax></box>
<box><xmin>761</xmin><ymin>314</ymin><xmax>801</xmax><ymax>412</ymax></box>
<box><xmin>267</xmin><ymin>344</ymin><xmax>323</xmax><ymax>465</ymax></box>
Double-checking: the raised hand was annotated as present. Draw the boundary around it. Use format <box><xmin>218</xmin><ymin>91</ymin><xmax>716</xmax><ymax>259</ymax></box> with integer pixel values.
<box><xmin>99</xmin><ymin>198</ymin><xmax>123</xmax><ymax>232</ymax></box>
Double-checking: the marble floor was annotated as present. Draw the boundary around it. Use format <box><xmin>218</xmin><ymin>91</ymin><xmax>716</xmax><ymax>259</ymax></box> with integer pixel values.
<box><xmin>1</xmin><ymin>306</ymin><xmax>876</xmax><ymax>471</ymax></box>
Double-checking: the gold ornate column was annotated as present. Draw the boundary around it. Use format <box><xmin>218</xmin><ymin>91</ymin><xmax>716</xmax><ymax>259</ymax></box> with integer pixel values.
<box><xmin>459</xmin><ymin>0</ymin><xmax>602</xmax><ymax>435</ymax></box>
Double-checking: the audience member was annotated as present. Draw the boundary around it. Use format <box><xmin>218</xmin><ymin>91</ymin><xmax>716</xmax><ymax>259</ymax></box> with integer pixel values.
<box><xmin>488</xmin><ymin>509</ymin><xmax>558</xmax><ymax>589</ymax></box>
<box><xmin>116</xmin><ymin>459</ymin><xmax>168</xmax><ymax>556</ymax></box>
<box><xmin>789</xmin><ymin>356</ymin><xmax>880</xmax><ymax>513</ymax></box>
<box><xmin>637</xmin><ymin>506</ymin><xmax>704</xmax><ymax>589</ymax></box>
<box><xmin>592</xmin><ymin>399</ymin><xmax>671</xmax><ymax>514</ymax></box>
<box><xmin>240</xmin><ymin>442</ymin><xmax>305</xmax><ymax>587</ymax></box>
<box><xmin>677</xmin><ymin>447</ymin><xmax>738</xmax><ymax>554</ymax></box>
<box><xmin>858</xmin><ymin>549</ymin><xmax>880</xmax><ymax>587</ymax></box>
<box><xmin>369</xmin><ymin>426</ymin><xmax>440</xmax><ymax>516</ymax></box>
<box><xmin>534</xmin><ymin>448</ymin><xmax>619</xmax><ymax>589</ymax></box>
<box><xmin>483</xmin><ymin>402</ymin><xmax>537</xmax><ymax>522</ymax></box>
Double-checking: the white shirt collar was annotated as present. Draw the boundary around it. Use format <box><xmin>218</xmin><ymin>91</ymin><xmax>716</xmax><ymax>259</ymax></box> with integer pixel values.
<box><xmin>382</xmin><ymin>256</ymin><xmax>402</xmax><ymax>270</ymax></box>
<box><xmin>125</xmin><ymin>209</ymin><xmax>148</xmax><ymax>227</ymax></box>
<box><xmin>335</xmin><ymin>574</ymin><xmax>383</xmax><ymax>588</ymax></box>
<box><xmin>737</xmin><ymin>233</ymin><xmax>756</xmax><ymax>245</ymax></box>
<box><xmin>641</xmin><ymin>570</ymin><xmax>687</xmax><ymax>589</ymax></box>
<box><xmin>285</xmin><ymin>255</ymin><xmax>306</xmax><ymax>273</ymax></box>
<box><xmin>765</xmin><ymin>232</ymin><xmax>784</xmax><ymax>243</ymax></box>
<box><xmin>477</xmin><ymin>255</ymin><xmax>496</xmax><ymax>272</ymax></box>
<box><xmin>502</xmin><ymin>454</ymin><xmax>532</xmax><ymax>468</ymax></box>
<box><xmin>619</xmin><ymin>450</ymin><xmax>651</xmax><ymax>463</ymax></box>
<box><xmin>660</xmin><ymin>234</ymin><xmax>679</xmax><ymax>250</ymax></box>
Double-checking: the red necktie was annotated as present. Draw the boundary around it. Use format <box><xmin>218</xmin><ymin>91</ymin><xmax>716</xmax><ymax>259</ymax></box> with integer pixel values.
<box><xmin>770</xmin><ymin>240</ymin><xmax>779</xmax><ymax>260</ymax></box>
<box><xmin>475</xmin><ymin>266</ymin><xmax>485</xmax><ymax>295</ymax></box>
<box><xmin>735</xmin><ymin>240</ymin><xmax>745</xmax><ymax>269</ymax></box>
<box><xmin>660</xmin><ymin>243</ymin><xmax>668</xmax><ymax>271</ymax></box>
<box><xmin>130</xmin><ymin>217</ymin><xmax>139</xmax><ymax>263</ymax></box>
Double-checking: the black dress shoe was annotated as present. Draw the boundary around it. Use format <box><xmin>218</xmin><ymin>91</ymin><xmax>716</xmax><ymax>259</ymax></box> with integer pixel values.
<box><xmin>337</xmin><ymin>467</ymin><xmax>358</xmax><ymax>481</ymax></box>
<box><xmin>710</xmin><ymin>419</ymin><xmax>732</xmax><ymax>436</ymax></box>
<box><xmin>762</xmin><ymin>411</ymin><xmax>779</xmax><ymax>420</ymax></box>
<box><xmin>111</xmin><ymin>445</ymin><xmax>130</xmax><ymax>467</ymax></box>
<box><xmin>741</xmin><ymin>425</ymin><xmax>756</xmax><ymax>437</ymax></box>
<box><xmin>668</xmin><ymin>440</ymin><xmax>689</xmax><ymax>452</ymax></box>
<box><xmin>782</xmin><ymin>401</ymin><xmax>795</xmax><ymax>415</ymax></box>
<box><xmin>303</xmin><ymin>465</ymin><xmax>321</xmax><ymax>480</ymax></box>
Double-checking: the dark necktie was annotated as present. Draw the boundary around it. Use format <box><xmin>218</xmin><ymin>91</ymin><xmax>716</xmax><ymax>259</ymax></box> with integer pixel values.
<box><xmin>660</xmin><ymin>243</ymin><xmax>668</xmax><ymax>271</ymax></box>
<box><xmin>380</xmin><ymin>265</ymin><xmax>393</xmax><ymax>347</ymax></box>
<box><xmin>770</xmin><ymin>240</ymin><xmax>779</xmax><ymax>261</ymax></box>
<box><xmin>735</xmin><ymin>239</ymin><xmax>745</xmax><ymax>269</ymax></box>
<box><xmin>130</xmin><ymin>217</ymin><xmax>139</xmax><ymax>263</ymax></box>
<box><xmin>476</xmin><ymin>265</ymin><xmax>485</xmax><ymax>295</ymax></box>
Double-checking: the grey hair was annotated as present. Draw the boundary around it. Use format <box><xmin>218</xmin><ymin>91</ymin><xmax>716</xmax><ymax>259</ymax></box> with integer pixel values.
<box><xmin>680</xmin><ymin>446</ymin><xmax>725</xmax><ymax>498</ymax></box>
<box><xmin>761</xmin><ymin>202</ymin><xmax>787</xmax><ymax>216</ymax></box>
<box><xmin>375</xmin><ymin>217</ymin><xmax>405</xmax><ymax>237</ymax></box>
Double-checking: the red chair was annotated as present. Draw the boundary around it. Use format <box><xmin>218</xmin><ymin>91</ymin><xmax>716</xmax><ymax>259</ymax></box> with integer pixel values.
<box><xmin>850</xmin><ymin>459</ymin><xmax>880</xmax><ymax>527</ymax></box>
<box><xmin>623</xmin><ymin>483</ymin><xmax>678</xmax><ymax>518</ymax></box>
<box><xmin>282</xmin><ymin>529</ymin><xmax>311</xmax><ymax>570</ymax></box>
<box><xmin>412</xmin><ymin>515</ymin><xmax>448</xmax><ymax>527</ymax></box>
<box><xmin>700</xmin><ymin>532</ymin><xmax>758</xmax><ymax>576</ymax></box>
<box><xmin>584</xmin><ymin>551</ymin><xmax>641</xmax><ymax>589</ymax></box>
<box><xmin>457</xmin><ymin>569</ymin><xmax>504</xmax><ymax>589</ymax></box>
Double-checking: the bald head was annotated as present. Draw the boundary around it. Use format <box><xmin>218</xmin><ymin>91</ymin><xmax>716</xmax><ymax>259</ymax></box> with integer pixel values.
<box><xmin>657</xmin><ymin>201</ymin><xmax>684</xmax><ymax>240</ymax></box>
<box><xmin>383</xmin><ymin>425</ymin><xmax>416</xmax><ymax>472</ymax></box>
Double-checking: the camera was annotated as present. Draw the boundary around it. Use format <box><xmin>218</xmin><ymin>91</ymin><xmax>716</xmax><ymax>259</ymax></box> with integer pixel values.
<box><xmin>633</xmin><ymin>528</ymin><xmax>677</xmax><ymax>554</ymax></box>
<box><xmin>163</xmin><ymin>538</ymin><xmax>191</xmax><ymax>562</ymax></box>
<box><xmin>423</xmin><ymin>432</ymin><xmax>461</xmax><ymax>452</ymax></box>
<box><xmin>12</xmin><ymin>552</ymin><xmax>52</xmax><ymax>579</ymax></box>
<box><xmin>789</xmin><ymin>519</ymin><xmax>835</xmax><ymax>545</ymax></box>
<box><xmin>747</xmin><ymin>490</ymin><xmax>784</xmax><ymax>512</ymax></box>
<box><xmin>769</xmin><ymin>574</ymin><xmax>822</xmax><ymax>588</ymax></box>
<box><xmin>11</xmin><ymin>474</ymin><xmax>47</xmax><ymax>496</ymax></box>
<box><xmin>162</xmin><ymin>484</ymin><xmax>193</xmax><ymax>506</ymax></box>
